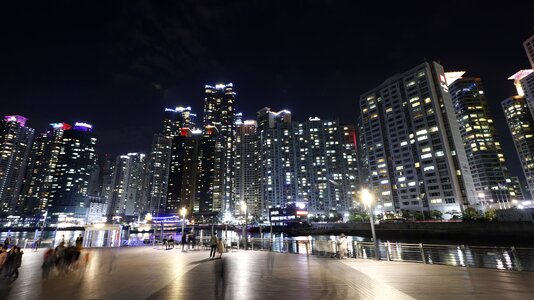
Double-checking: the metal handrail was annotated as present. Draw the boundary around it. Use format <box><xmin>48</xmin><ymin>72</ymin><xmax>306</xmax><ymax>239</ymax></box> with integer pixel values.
<box><xmin>243</xmin><ymin>238</ymin><xmax>534</xmax><ymax>272</ymax></box>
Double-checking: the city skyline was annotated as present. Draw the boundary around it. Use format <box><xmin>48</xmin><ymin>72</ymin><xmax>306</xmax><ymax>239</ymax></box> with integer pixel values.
<box><xmin>1</xmin><ymin>2</ymin><xmax>533</xmax><ymax>179</ymax></box>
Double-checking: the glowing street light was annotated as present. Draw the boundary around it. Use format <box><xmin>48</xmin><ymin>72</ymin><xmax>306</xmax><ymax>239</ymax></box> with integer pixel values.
<box><xmin>361</xmin><ymin>188</ymin><xmax>379</xmax><ymax>260</ymax></box>
<box><xmin>180</xmin><ymin>207</ymin><xmax>187</xmax><ymax>247</ymax></box>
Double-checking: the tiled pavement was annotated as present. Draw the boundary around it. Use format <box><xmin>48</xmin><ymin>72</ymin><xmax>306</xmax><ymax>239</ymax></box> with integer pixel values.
<box><xmin>0</xmin><ymin>247</ymin><xmax>533</xmax><ymax>299</ymax></box>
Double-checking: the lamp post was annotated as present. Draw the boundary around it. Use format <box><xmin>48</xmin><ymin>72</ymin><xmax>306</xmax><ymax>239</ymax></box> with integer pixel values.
<box><xmin>180</xmin><ymin>207</ymin><xmax>187</xmax><ymax>244</ymax></box>
<box><xmin>241</xmin><ymin>201</ymin><xmax>248</xmax><ymax>250</ymax></box>
<box><xmin>362</xmin><ymin>189</ymin><xmax>379</xmax><ymax>260</ymax></box>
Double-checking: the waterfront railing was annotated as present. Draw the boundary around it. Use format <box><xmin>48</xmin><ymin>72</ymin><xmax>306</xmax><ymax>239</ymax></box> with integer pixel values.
<box><xmin>248</xmin><ymin>238</ymin><xmax>534</xmax><ymax>272</ymax></box>
<box><xmin>17</xmin><ymin>235</ymin><xmax>534</xmax><ymax>272</ymax></box>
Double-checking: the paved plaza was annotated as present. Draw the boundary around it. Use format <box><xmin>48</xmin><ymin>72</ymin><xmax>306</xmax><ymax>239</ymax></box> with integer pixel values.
<box><xmin>0</xmin><ymin>246</ymin><xmax>533</xmax><ymax>299</ymax></box>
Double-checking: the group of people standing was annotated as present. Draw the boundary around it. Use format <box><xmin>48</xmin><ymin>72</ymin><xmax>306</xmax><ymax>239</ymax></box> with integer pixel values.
<box><xmin>41</xmin><ymin>234</ymin><xmax>86</xmax><ymax>279</ymax></box>
<box><xmin>209</xmin><ymin>235</ymin><xmax>225</xmax><ymax>258</ymax></box>
<box><xmin>0</xmin><ymin>244</ymin><xmax>23</xmax><ymax>279</ymax></box>
<box><xmin>162</xmin><ymin>235</ymin><xmax>175</xmax><ymax>249</ymax></box>
<box><xmin>314</xmin><ymin>233</ymin><xmax>349</xmax><ymax>259</ymax></box>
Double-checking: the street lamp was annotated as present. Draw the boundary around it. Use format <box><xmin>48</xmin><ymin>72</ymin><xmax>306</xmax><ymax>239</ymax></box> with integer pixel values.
<box><xmin>361</xmin><ymin>188</ymin><xmax>379</xmax><ymax>260</ymax></box>
<box><xmin>180</xmin><ymin>207</ymin><xmax>187</xmax><ymax>245</ymax></box>
<box><xmin>241</xmin><ymin>201</ymin><xmax>248</xmax><ymax>250</ymax></box>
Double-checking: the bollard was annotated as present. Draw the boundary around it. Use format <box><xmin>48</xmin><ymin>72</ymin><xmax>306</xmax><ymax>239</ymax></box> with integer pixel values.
<box><xmin>385</xmin><ymin>241</ymin><xmax>390</xmax><ymax>261</ymax></box>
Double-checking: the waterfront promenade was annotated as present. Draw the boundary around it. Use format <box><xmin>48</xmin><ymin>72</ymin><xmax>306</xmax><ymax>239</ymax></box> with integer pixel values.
<box><xmin>1</xmin><ymin>247</ymin><xmax>533</xmax><ymax>300</ymax></box>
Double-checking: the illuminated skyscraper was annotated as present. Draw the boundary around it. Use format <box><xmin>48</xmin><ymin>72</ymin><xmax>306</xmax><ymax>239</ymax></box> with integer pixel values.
<box><xmin>204</xmin><ymin>84</ymin><xmax>236</xmax><ymax>136</ymax></box>
<box><xmin>502</xmin><ymin>96</ymin><xmax>534</xmax><ymax>200</ymax></box>
<box><xmin>293</xmin><ymin>118</ymin><xmax>359</xmax><ymax>214</ymax></box>
<box><xmin>257</xmin><ymin>108</ymin><xmax>359</xmax><ymax>217</ymax></box>
<box><xmin>47</xmin><ymin>122</ymin><xmax>97</xmax><ymax>221</ymax></box>
<box><xmin>109</xmin><ymin>153</ymin><xmax>147</xmax><ymax>218</ymax></box>
<box><xmin>196</xmin><ymin>126</ymin><xmax>223</xmax><ymax>216</ymax></box>
<box><xmin>146</xmin><ymin>133</ymin><xmax>172</xmax><ymax>216</ymax></box>
<box><xmin>509</xmin><ymin>70</ymin><xmax>534</xmax><ymax>120</ymax></box>
<box><xmin>203</xmin><ymin>83</ymin><xmax>236</xmax><ymax>213</ymax></box>
<box><xmin>163</xmin><ymin>106</ymin><xmax>197</xmax><ymax>137</ymax></box>
<box><xmin>147</xmin><ymin>105</ymin><xmax>196</xmax><ymax>217</ymax></box>
<box><xmin>0</xmin><ymin>115</ymin><xmax>34</xmax><ymax>213</ymax></box>
<box><xmin>20</xmin><ymin>123</ymin><xmax>70</xmax><ymax>214</ymax></box>
<box><xmin>257</xmin><ymin>108</ymin><xmax>293</xmax><ymax>216</ymax></box>
<box><xmin>166</xmin><ymin>128</ymin><xmax>201</xmax><ymax>215</ymax></box>
<box><xmin>448</xmin><ymin>75</ymin><xmax>513</xmax><ymax>207</ymax></box>
<box><xmin>235</xmin><ymin>120</ymin><xmax>260</xmax><ymax>217</ymax></box>
<box><xmin>359</xmin><ymin>61</ymin><xmax>477</xmax><ymax>217</ymax></box>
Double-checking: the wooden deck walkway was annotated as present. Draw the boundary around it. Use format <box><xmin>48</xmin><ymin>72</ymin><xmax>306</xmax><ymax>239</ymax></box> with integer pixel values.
<box><xmin>1</xmin><ymin>247</ymin><xmax>533</xmax><ymax>299</ymax></box>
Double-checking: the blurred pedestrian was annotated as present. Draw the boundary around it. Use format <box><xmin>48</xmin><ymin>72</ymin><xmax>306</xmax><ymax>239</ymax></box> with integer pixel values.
<box><xmin>337</xmin><ymin>233</ymin><xmax>348</xmax><ymax>259</ymax></box>
<box><xmin>188</xmin><ymin>232</ymin><xmax>196</xmax><ymax>250</ymax></box>
<box><xmin>0</xmin><ymin>246</ymin><xmax>8</xmax><ymax>274</ymax></box>
<box><xmin>216</xmin><ymin>237</ymin><xmax>225</xmax><ymax>258</ymax></box>
<box><xmin>108</xmin><ymin>249</ymin><xmax>118</xmax><ymax>273</ymax></box>
<box><xmin>54</xmin><ymin>242</ymin><xmax>66</xmax><ymax>269</ymax></box>
<box><xmin>181</xmin><ymin>233</ymin><xmax>187</xmax><ymax>251</ymax></box>
<box><xmin>214</xmin><ymin>256</ymin><xmax>227</xmax><ymax>300</ymax></box>
<box><xmin>75</xmin><ymin>235</ymin><xmax>83</xmax><ymax>261</ymax></box>
<box><xmin>75</xmin><ymin>234</ymin><xmax>83</xmax><ymax>248</ymax></box>
<box><xmin>3</xmin><ymin>246</ymin><xmax>16</xmax><ymax>277</ymax></box>
<box><xmin>9</xmin><ymin>247</ymin><xmax>23</xmax><ymax>279</ymax></box>
<box><xmin>327</xmin><ymin>239</ymin><xmax>336</xmax><ymax>258</ymax></box>
<box><xmin>209</xmin><ymin>234</ymin><xmax>218</xmax><ymax>258</ymax></box>
<box><xmin>162</xmin><ymin>237</ymin><xmax>168</xmax><ymax>250</ymax></box>
<box><xmin>168</xmin><ymin>236</ymin><xmax>174</xmax><ymax>249</ymax></box>
<box><xmin>33</xmin><ymin>237</ymin><xmax>42</xmax><ymax>252</ymax></box>
<box><xmin>3</xmin><ymin>235</ymin><xmax>11</xmax><ymax>248</ymax></box>
<box><xmin>41</xmin><ymin>247</ymin><xmax>54</xmax><ymax>280</ymax></box>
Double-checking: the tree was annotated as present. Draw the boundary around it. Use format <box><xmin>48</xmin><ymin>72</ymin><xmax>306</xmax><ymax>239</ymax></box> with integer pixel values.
<box><xmin>401</xmin><ymin>210</ymin><xmax>413</xmax><ymax>220</ymax></box>
<box><xmin>308</xmin><ymin>215</ymin><xmax>320</xmax><ymax>222</ymax></box>
<box><xmin>349</xmin><ymin>211</ymin><xmax>369</xmax><ymax>222</ymax></box>
<box><xmin>414</xmin><ymin>211</ymin><xmax>424</xmax><ymax>220</ymax></box>
<box><xmin>462</xmin><ymin>207</ymin><xmax>480</xmax><ymax>221</ymax></box>
<box><xmin>430</xmin><ymin>210</ymin><xmax>443</xmax><ymax>220</ymax></box>
<box><xmin>327</xmin><ymin>211</ymin><xmax>343</xmax><ymax>222</ymax></box>
<box><xmin>484</xmin><ymin>208</ymin><xmax>497</xmax><ymax>221</ymax></box>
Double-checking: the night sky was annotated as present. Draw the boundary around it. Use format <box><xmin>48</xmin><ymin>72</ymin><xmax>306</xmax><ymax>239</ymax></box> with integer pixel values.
<box><xmin>1</xmin><ymin>1</ymin><xmax>533</xmax><ymax>179</ymax></box>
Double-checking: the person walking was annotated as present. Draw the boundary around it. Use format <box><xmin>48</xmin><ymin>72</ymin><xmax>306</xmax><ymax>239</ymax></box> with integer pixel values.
<box><xmin>33</xmin><ymin>238</ymin><xmax>42</xmax><ymax>251</ymax></box>
<box><xmin>209</xmin><ymin>235</ymin><xmax>218</xmax><ymax>258</ymax></box>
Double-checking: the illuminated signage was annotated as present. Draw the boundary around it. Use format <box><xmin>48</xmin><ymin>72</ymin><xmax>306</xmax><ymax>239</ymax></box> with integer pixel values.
<box><xmin>50</xmin><ymin>123</ymin><xmax>72</xmax><ymax>130</ymax></box>
<box><xmin>75</xmin><ymin>122</ymin><xmax>92</xmax><ymax>129</ymax></box>
<box><xmin>4</xmin><ymin>115</ymin><xmax>28</xmax><ymax>127</ymax></box>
